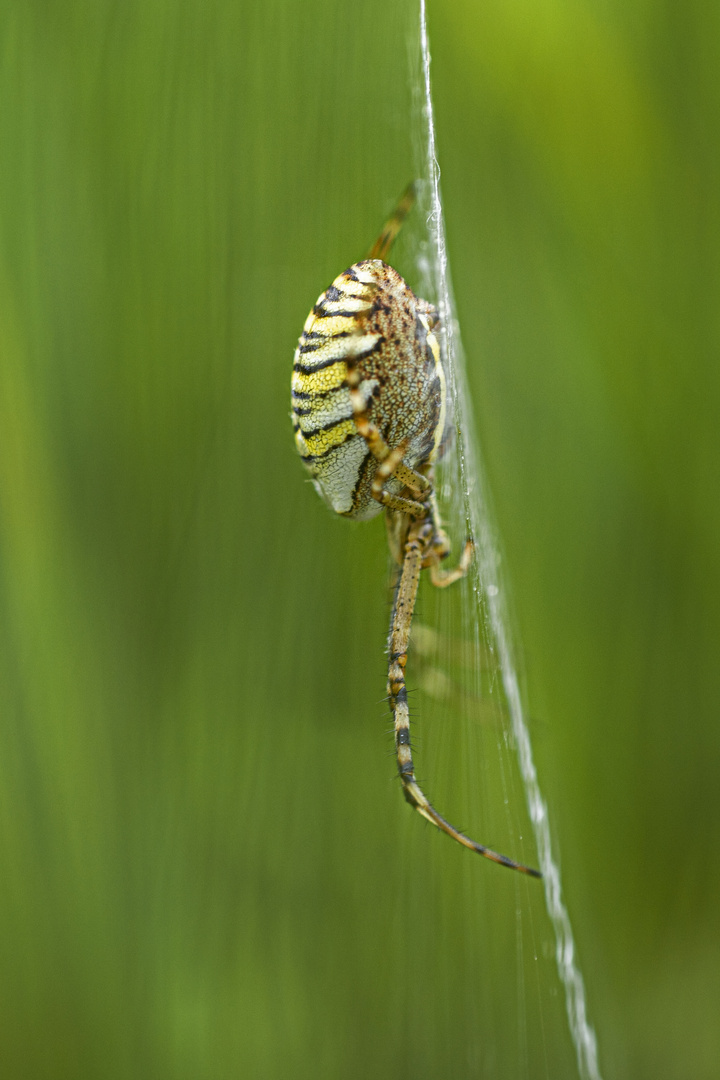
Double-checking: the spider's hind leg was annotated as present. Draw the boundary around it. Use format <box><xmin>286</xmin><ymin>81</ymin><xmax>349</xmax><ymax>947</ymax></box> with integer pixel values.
<box><xmin>386</xmin><ymin>514</ymin><xmax>540</xmax><ymax>876</ymax></box>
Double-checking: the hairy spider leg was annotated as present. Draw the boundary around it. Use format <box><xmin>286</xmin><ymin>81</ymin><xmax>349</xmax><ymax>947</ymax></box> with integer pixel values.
<box><xmin>347</xmin><ymin>348</ymin><xmax>541</xmax><ymax>875</ymax></box>
<box><xmin>387</xmin><ymin>513</ymin><xmax>542</xmax><ymax>876</ymax></box>
<box><xmin>367</xmin><ymin>182</ymin><xmax>418</xmax><ymax>262</ymax></box>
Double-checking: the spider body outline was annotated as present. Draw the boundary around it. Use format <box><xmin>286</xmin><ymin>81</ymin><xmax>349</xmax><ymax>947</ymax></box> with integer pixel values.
<box><xmin>291</xmin><ymin>186</ymin><xmax>540</xmax><ymax>878</ymax></box>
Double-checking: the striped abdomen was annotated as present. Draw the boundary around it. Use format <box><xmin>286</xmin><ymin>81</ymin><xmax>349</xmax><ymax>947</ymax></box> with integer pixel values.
<box><xmin>291</xmin><ymin>259</ymin><xmax>448</xmax><ymax>521</ymax></box>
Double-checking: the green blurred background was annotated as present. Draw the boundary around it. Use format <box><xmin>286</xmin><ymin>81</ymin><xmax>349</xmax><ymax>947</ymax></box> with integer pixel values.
<box><xmin>1</xmin><ymin>2</ymin><xmax>719</xmax><ymax>1078</ymax></box>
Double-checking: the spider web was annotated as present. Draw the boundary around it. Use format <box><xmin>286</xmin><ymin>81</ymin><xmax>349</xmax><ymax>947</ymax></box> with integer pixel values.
<box><xmin>408</xmin><ymin>5</ymin><xmax>603</xmax><ymax>1079</ymax></box>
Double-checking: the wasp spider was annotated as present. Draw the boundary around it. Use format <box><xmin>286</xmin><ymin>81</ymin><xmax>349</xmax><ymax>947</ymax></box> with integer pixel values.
<box><xmin>291</xmin><ymin>186</ymin><xmax>540</xmax><ymax>877</ymax></box>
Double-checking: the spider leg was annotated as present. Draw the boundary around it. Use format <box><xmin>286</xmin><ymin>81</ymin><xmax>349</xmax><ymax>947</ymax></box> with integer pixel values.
<box><xmin>387</xmin><ymin>516</ymin><xmax>541</xmax><ymax>876</ymax></box>
<box><xmin>416</xmin><ymin>485</ymin><xmax>473</xmax><ymax>582</ymax></box>
<box><xmin>367</xmin><ymin>182</ymin><xmax>417</xmax><ymax>262</ymax></box>
<box><xmin>371</xmin><ymin>444</ymin><xmax>427</xmax><ymax>515</ymax></box>
<box><xmin>429</xmin><ymin>539</ymin><xmax>474</xmax><ymax>587</ymax></box>
<box><xmin>346</xmin><ymin>366</ymin><xmax>430</xmax><ymax>516</ymax></box>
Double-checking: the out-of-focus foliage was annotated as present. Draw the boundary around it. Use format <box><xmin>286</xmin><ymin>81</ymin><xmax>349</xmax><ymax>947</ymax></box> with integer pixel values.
<box><xmin>0</xmin><ymin>2</ymin><xmax>718</xmax><ymax>1078</ymax></box>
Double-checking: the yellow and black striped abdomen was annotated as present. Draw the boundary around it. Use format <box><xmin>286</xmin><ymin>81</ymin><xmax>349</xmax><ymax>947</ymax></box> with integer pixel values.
<box><xmin>291</xmin><ymin>259</ymin><xmax>449</xmax><ymax>521</ymax></box>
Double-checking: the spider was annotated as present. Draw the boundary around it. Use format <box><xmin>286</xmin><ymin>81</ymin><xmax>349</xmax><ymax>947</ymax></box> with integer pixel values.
<box><xmin>291</xmin><ymin>186</ymin><xmax>540</xmax><ymax>877</ymax></box>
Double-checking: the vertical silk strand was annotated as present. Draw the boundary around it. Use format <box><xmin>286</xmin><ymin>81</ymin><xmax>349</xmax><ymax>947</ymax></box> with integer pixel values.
<box><xmin>416</xmin><ymin>4</ymin><xmax>603</xmax><ymax>1078</ymax></box>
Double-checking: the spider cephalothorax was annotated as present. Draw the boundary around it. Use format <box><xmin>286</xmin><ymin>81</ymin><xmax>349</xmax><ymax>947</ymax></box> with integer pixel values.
<box><xmin>291</xmin><ymin>186</ymin><xmax>540</xmax><ymax>877</ymax></box>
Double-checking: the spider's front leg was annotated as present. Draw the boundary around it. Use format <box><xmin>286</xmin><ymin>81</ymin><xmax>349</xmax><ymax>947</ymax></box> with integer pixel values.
<box><xmin>366</xmin><ymin>182</ymin><xmax>417</xmax><ymax>262</ymax></box>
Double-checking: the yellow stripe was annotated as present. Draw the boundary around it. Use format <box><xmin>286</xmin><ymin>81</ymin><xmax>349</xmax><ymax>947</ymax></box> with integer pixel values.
<box><xmin>349</xmin><ymin>267</ymin><xmax>378</xmax><ymax>286</ymax></box>
<box><xmin>291</xmin><ymin>360</ymin><xmax>347</xmax><ymax>395</ymax></box>
<box><xmin>320</xmin><ymin>299</ymin><xmax>373</xmax><ymax>315</ymax></box>
<box><xmin>301</xmin><ymin>418</ymin><xmax>356</xmax><ymax>458</ymax></box>
<box><xmin>306</xmin><ymin>314</ymin><xmax>359</xmax><ymax>337</ymax></box>
<box><xmin>337</xmin><ymin>272</ymin><xmax>376</xmax><ymax>294</ymax></box>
